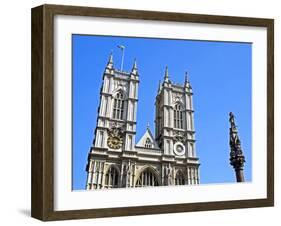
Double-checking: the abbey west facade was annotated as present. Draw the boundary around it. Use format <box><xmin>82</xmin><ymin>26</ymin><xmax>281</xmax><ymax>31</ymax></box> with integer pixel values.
<box><xmin>85</xmin><ymin>53</ymin><xmax>200</xmax><ymax>189</ymax></box>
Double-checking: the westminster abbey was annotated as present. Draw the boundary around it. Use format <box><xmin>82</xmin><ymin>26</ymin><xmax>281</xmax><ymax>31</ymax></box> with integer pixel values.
<box><xmin>85</xmin><ymin>53</ymin><xmax>200</xmax><ymax>189</ymax></box>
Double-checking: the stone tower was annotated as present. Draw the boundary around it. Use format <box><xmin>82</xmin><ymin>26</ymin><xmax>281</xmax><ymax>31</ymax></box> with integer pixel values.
<box><xmin>155</xmin><ymin>67</ymin><xmax>200</xmax><ymax>186</ymax></box>
<box><xmin>86</xmin><ymin>53</ymin><xmax>139</xmax><ymax>189</ymax></box>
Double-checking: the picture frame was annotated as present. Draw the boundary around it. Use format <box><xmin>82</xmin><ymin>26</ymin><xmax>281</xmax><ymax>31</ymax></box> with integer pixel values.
<box><xmin>31</xmin><ymin>4</ymin><xmax>274</xmax><ymax>221</ymax></box>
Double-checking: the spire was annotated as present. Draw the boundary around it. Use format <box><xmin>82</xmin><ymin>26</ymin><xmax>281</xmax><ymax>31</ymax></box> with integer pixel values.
<box><xmin>106</xmin><ymin>52</ymin><xmax>114</xmax><ymax>69</ymax></box>
<box><xmin>133</xmin><ymin>58</ymin><xmax>137</xmax><ymax>69</ymax></box>
<box><xmin>109</xmin><ymin>51</ymin><xmax>113</xmax><ymax>64</ymax></box>
<box><xmin>184</xmin><ymin>71</ymin><xmax>188</xmax><ymax>84</ymax></box>
<box><xmin>164</xmin><ymin>66</ymin><xmax>169</xmax><ymax>82</ymax></box>
<box><xmin>184</xmin><ymin>71</ymin><xmax>191</xmax><ymax>89</ymax></box>
<box><xmin>131</xmin><ymin>58</ymin><xmax>138</xmax><ymax>75</ymax></box>
<box><xmin>158</xmin><ymin>80</ymin><xmax>162</xmax><ymax>93</ymax></box>
<box><xmin>146</xmin><ymin>122</ymin><xmax>150</xmax><ymax>130</ymax></box>
<box><xmin>229</xmin><ymin>112</ymin><xmax>245</xmax><ymax>182</ymax></box>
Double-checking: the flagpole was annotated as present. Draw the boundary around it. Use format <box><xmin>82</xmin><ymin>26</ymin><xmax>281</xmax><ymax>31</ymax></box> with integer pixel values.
<box><xmin>117</xmin><ymin>45</ymin><xmax>125</xmax><ymax>71</ymax></box>
<box><xmin>121</xmin><ymin>47</ymin><xmax>125</xmax><ymax>71</ymax></box>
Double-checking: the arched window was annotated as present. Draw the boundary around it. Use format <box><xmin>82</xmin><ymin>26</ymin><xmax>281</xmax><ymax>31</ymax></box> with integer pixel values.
<box><xmin>113</xmin><ymin>92</ymin><xmax>125</xmax><ymax>120</ymax></box>
<box><xmin>144</xmin><ymin>138</ymin><xmax>152</xmax><ymax>148</ymax></box>
<box><xmin>136</xmin><ymin>168</ymin><xmax>159</xmax><ymax>187</ymax></box>
<box><xmin>175</xmin><ymin>170</ymin><xmax>185</xmax><ymax>185</ymax></box>
<box><xmin>174</xmin><ymin>104</ymin><xmax>184</xmax><ymax>129</ymax></box>
<box><xmin>104</xmin><ymin>166</ymin><xmax>119</xmax><ymax>188</ymax></box>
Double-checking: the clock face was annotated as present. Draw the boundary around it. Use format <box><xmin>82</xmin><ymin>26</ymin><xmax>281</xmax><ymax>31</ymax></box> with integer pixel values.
<box><xmin>173</xmin><ymin>142</ymin><xmax>185</xmax><ymax>156</ymax></box>
<box><xmin>107</xmin><ymin>136</ymin><xmax>122</xmax><ymax>149</ymax></box>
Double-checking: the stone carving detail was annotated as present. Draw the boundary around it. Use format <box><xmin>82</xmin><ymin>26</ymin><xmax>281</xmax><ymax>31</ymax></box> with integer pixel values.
<box><xmin>114</xmin><ymin>80</ymin><xmax>128</xmax><ymax>93</ymax></box>
<box><xmin>164</xmin><ymin>164</ymin><xmax>173</xmax><ymax>185</ymax></box>
<box><xmin>109</xmin><ymin>121</ymin><xmax>124</xmax><ymax>129</ymax></box>
<box><xmin>173</xmin><ymin>131</ymin><xmax>187</xmax><ymax>143</ymax></box>
<box><xmin>172</xmin><ymin>93</ymin><xmax>183</xmax><ymax>104</ymax></box>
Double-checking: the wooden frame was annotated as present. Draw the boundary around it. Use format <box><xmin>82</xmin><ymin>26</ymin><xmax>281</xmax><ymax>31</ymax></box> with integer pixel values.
<box><xmin>31</xmin><ymin>4</ymin><xmax>274</xmax><ymax>221</ymax></box>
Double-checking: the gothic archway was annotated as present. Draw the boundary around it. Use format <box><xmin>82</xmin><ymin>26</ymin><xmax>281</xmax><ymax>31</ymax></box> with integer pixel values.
<box><xmin>175</xmin><ymin>170</ymin><xmax>185</xmax><ymax>185</ymax></box>
<box><xmin>135</xmin><ymin>166</ymin><xmax>160</xmax><ymax>187</ymax></box>
<box><xmin>104</xmin><ymin>165</ymin><xmax>120</xmax><ymax>188</ymax></box>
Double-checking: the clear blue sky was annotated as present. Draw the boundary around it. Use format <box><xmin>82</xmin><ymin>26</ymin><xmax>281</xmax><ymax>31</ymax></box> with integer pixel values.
<box><xmin>72</xmin><ymin>34</ymin><xmax>252</xmax><ymax>190</ymax></box>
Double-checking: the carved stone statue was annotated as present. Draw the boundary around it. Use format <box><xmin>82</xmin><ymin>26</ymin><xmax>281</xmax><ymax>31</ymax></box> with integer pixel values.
<box><xmin>229</xmin><ymin>112</ymin><xmax>236</xmax><ymax>129</ymax></box>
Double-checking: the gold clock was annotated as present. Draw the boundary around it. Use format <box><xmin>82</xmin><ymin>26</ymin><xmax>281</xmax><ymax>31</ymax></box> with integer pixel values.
<box><xmin>107</xmin><ymin>136</ymin><xmax>122</xmax><ymax>149</ymax></box>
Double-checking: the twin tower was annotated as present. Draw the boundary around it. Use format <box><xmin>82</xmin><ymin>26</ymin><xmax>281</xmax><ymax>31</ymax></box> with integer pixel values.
<box><xmin>85</xmin><ymin>53</ymin><xmax>200</xmax><ymax>190</ymax></box>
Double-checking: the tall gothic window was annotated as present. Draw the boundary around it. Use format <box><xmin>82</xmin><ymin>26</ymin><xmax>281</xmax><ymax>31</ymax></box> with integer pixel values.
<box><xmin>174</xmin><ymin>104</ymin><xmax>184</xmax><ymax>129</ymax></box>
<box><xmin>113</xmin><ymin>92</ymin><xmax>125</xmax><ymax>120</ymax></box>
<box><xmin>145</xmin><ymin>138</ymin><xmax>152</xmax><ymax>148</ymax></box>
<box><xmin>136</xmin><ymin>168</ymin><xmax>159</xmax><ymax>187</ymax></box>
<box><xmin>175</xmin><ymin>170</ymin><xmax>185</xmax><ymax>185</ymax></box>
<box><xmin>104</xmin><ymin>166</ymin><xmax>119</xmax><ymax>188</ymax></box>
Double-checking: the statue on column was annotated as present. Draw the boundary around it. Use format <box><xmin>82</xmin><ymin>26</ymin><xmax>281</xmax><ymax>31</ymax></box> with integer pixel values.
<box><xmin>228</xmin><ymin>112</ymin><xmax>246</xmax><ymax>182</ymax></box>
